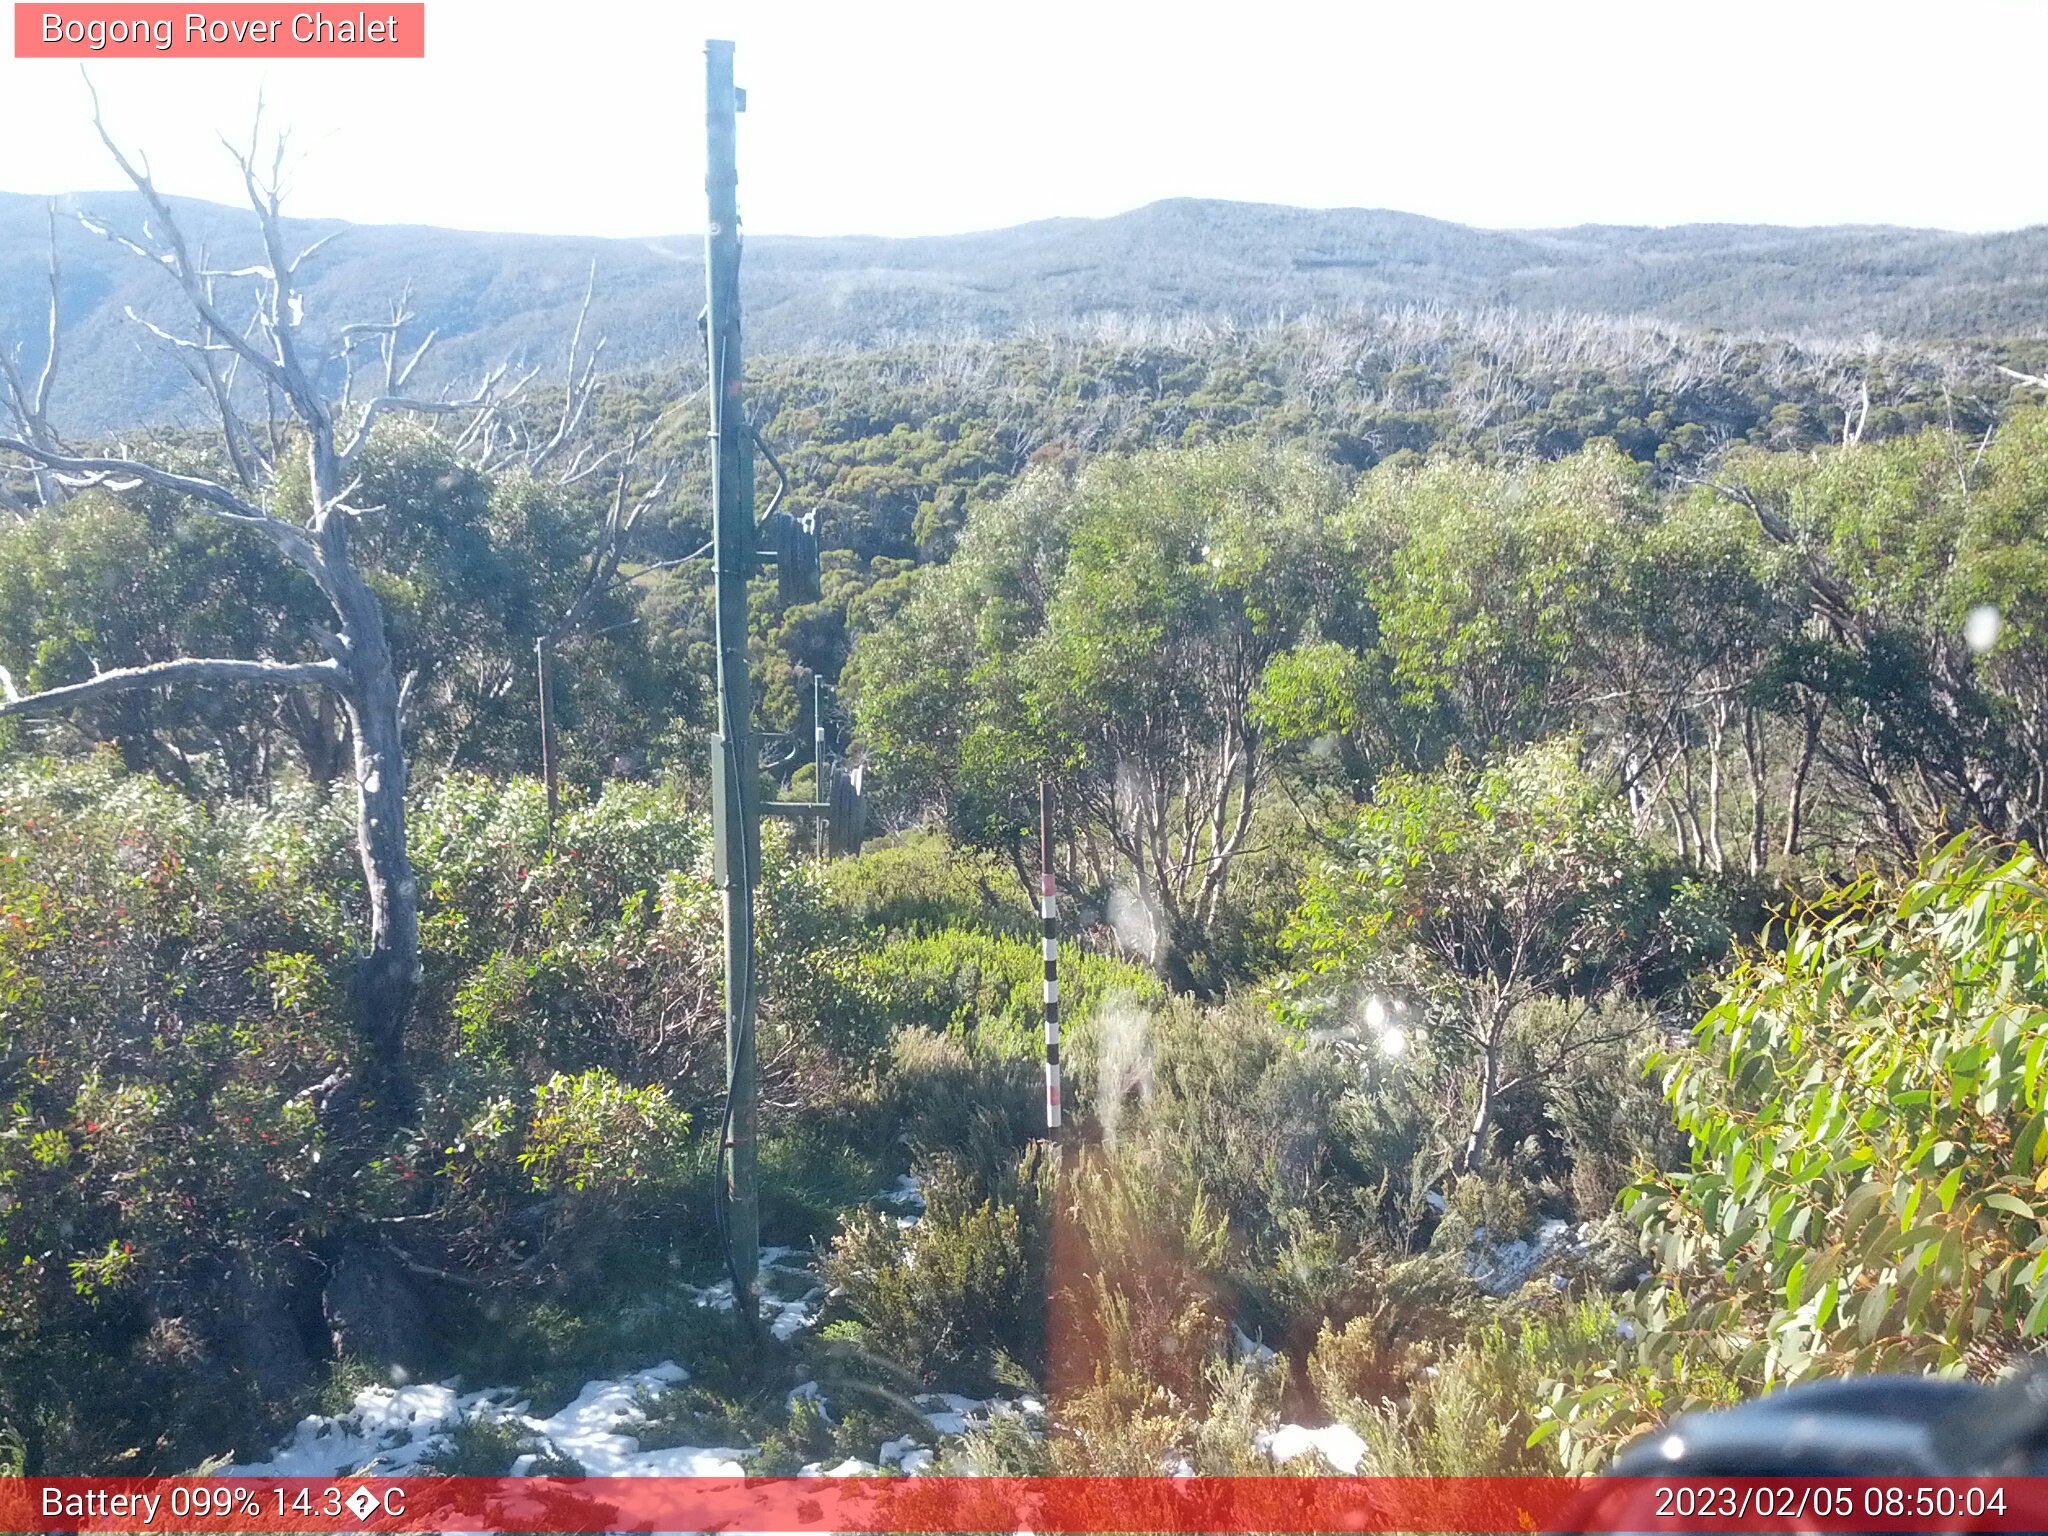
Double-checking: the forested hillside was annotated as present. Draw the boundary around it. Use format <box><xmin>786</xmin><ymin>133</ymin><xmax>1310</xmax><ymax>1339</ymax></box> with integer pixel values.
<box><xmin>7</xmin><ymin>153</ymin><xmax>2048</xmax><ymax>1484</ymax></box>
<box><xmin>8</xmin><ymin>187</ymin><xmax>2048</xmax><ymax>429</ymax></box>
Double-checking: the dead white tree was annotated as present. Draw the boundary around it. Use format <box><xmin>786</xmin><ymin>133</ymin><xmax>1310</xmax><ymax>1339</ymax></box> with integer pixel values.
<box><xmin>0</xmin><ymin>202</ymin><xmax>66</xmax><ymax>513</ymax></box>
<box><xmin>456</xmin><ymin>263</ymin><xmax>695</xmax><ymax>825</ymax></box>
<box><xmin>0</xmin><ymin>102</ymin><xmax>515</xmax><ymax>1085</ymax></box>
<box><xmin>535</xmin><ymin>422</ymin><xmax>677</xmax><ymax>821</ymax></box>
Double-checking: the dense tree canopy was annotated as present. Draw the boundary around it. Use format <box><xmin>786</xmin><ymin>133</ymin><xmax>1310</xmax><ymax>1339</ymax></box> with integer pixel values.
<box><xmin>11</xmin><ymin>284</ymin><xmax>2048</xmax><ymax>1483</ymax></box>
<box><xmin>852</xmin><ymin>441</ymin><xmax>1354</xmax><ymax>985</ymax></box>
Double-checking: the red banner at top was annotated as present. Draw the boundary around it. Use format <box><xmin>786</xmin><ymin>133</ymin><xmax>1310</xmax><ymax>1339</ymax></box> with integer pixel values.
<box><xmin>14</xmin><ymin>4</ymin><xmax>425</xmax><ymax>56</ymax></box>
<box><xmin>4</xmin><ymin>1477</ymin><xmax>2048</xmax><ymax>1534</ymax></box>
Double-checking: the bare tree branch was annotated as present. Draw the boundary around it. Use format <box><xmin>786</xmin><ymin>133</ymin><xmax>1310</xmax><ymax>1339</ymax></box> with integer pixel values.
<box><xmin>0</xmin><ymin>655</ymin><xmax>343</xmax><ymax>719</ymax></box>
<box><xmin>79</xmin><ymin>79</ymin><xmax>305</xmax><ymax>410</ymax></box>
<box><xmin>29</xmin><ymin>201</ymin><xmax>60</xmax><ymax>425</ymax></box>
<box><xmin>123</xmin><ymin>305</ymin><xmax>237</xmax><ymax>356</ymax></box>
<box><xmin>1843</xmin><ymin>374</ymin><xmax>1869</xmax><ymax>447</ymax></box>
<box><xmin>527</xmin><ymin>261</ymin><xmax>603</xmax><ymax>474</ymax></box>
<box><xmin>0</xmin><ymin>434</ymin><xmax>303</xmax><ymax>541</ymax></box>
<box><xmin>174</xmin><ymin>318</ymin><xmax>262</xmax><ymax>491</ymax></box>
<box><xmin>0</xmin><ymin>202</ymin><xmax>67</xmax><ymax>506</ymax></box>
<box><xmin>287</xmin><ymin>230</ymin><xmax>341</xmax><ymax>275</ymax></box>
<box><xmin>340</xmin><ymin>372</ymin><xmax>505</xmax><ymax>466</ymax></box>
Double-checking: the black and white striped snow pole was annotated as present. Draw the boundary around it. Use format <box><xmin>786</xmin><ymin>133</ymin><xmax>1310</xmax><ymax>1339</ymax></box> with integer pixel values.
<box><xmin>1039</xmin><ymin>779</ymin><xmax>1061</xmax><ymax>1134</ymax></box>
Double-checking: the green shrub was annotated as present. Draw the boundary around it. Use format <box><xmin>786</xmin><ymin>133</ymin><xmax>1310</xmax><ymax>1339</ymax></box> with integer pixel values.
<box><xmin>1061</xmin><ymin>1145</ymin><xmax>1231</xmax><ymax>1406</ymax></box>
<box><xmin>1446</xmin><ymin>1171</ymin><xmax>1536</xmax><ymax>1243</ymax></box>
<box><xmin>1191</xmin><ymin>1356</ymin><xmax>1295</xmax><ymax>1474</ymax></box>
<box><xmin>1303</xmin><ymin>1252</ymin><xmax>1481</xmax><ymax>1414</ymax></box>
<box><xmin>514</xmin><ymin>1071</ymin><xmax>693</xmax><ymax>1194</ymax></box>
<box><xmin>882</xmin><ymin>1029</ymin><xmax>1040</xmax><ymax>1198</ymax></box>
<box><xmin>824</xmin><ymin>833</ymin><xmax>1034</xmax><ymax>938</ymax></box>
<box><xmin>1085</xmin><ymin>995</ymin><xmax>1450</xmax><ymax>1332</ymax></box>
<box><xmin>411</xmin><ymin>775</ymin><xmax>708</xmax><ymax>960</ymax></box>
<box><xmin>821</xmin><ymin>1153</ymin><xmax>1049</xmax><ymax>1386</ymax></box>
<box><xmin>0</xmin><ymin>761</ymin><xmax>810</xmax><ymax>1471</ymax></box>
<box><xmin>0</xmin><ymin>757</ymin><xmax>358</xmax><ymax>1470</ymax></box>
<box><xmin>849</xmin><ymin>928</ymin><xmax>1158</xmax><ymax>1063</ymax></box>
<box><xmin>415</xmin><ymin>1417</ymin><xmax>537</xmax><ymax>1476</ymax></box>
<box><xmin>750</xmin><ymin>1395</ymin><xmax>835</xmax><ymax>1474</ymax></box>
<box><xmin>1543</xmin><ymin>836</ymin><xmax>2048</xmax><ymax>1469</ymax></box>
<box><xmin>1361</xmin><ymin>1302</ymin><xmax>1635</xmax><ymax>1474</ymax></box>
<box><xmin>1645</xmin><ymin>836</ymin><xmax>2048</xmax><ymax>1375</ymax></box>
<box><xmin>951</xmin><ymin>1406</ymin><xmax>1052</xmax><ymax>1475</ymax></box>
<box><xmin>1542</xmin><ymin>1003</ymin><xmax>1688</xmax><ymax>1216</ymax></box>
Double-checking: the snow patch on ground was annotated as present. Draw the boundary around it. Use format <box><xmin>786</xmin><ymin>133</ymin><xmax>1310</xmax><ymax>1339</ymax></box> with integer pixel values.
<box><xmin>230</xmin><ymin>1185</ymin><xmax>1061</xmax><ymax>1483</ymax></box>
<box><xmin>520</xmin><ymin>1363</ymin><xmax>749</xmax><ymax>1476</ymax></box>
<box><xmin>914</xmin><ymin>1391</ymin><xmax>1041</xmax><ymax>1437</ymax></box>
<box><xmin>878</xmin><ymin>1434</ymin><xmax>937</xmax><ymax>1474</ymax></box>
<box><xmin>1258</xmin><ymin>1422</ymin><xmax>1368</xmax><ymax>1474</ymax></box>
<box><xmin>788</xmin><ymin>1379</ymin><xmax>832</xmax><ymax>1419</ymax></box>
<box><xmin>232</xmin><ymin>1296</ymin><xmax>1384</xmax><ymax>1487</ymax></box>
<box><xmin>228</xmin><ymin>1382</ymin><xmax>516</xmax><ymax>1476</ymax></box>
<box><xmin>880</xmin><ymin>1172</ymin><xmax>926</xmax><ymax>1209</ymax></box>
<box><xmin>230</xmin><ymin>1361</ymin><xmax>752</xmax><ymax>1479</ymax></box>
<box><xmin>684</xmin><ymin>1245</ymin><xmax>828</xmax><ymax>1341</ymax></box>
<box><xmin>798</xmin><ymin>1394</ymin><xmax>1040</xmax><ymax>1475</ymax></box>
<box><xmin>878</xmin><ymin>1171</ymin><xmax>929</xmax><ymax>1231</ymax></box>
<box><xmin>1463</xmin><ymin>1217</ymin><xmax>1584</xmax><ymax>1295</ymax></box>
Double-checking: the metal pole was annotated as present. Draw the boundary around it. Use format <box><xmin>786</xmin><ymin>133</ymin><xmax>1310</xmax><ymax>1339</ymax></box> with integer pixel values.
<box><xmin>813</xmin><ymin>674</ymin><xmax>827</xmax><ymax>861</ymax></box>
<box><xmin>1039</xmin><ymin>780</ymin><xmax>1062</xmax><ymax>1136</ymax></box>
<box><xmin>535</xmin><ymin>637</ymin><xmax>560</xmax><ymax>829</ymax></box>
<box><xmin>704</xmin><ymin>37</ymin><xmax>759</xmax><ymax>1340</ymax></box>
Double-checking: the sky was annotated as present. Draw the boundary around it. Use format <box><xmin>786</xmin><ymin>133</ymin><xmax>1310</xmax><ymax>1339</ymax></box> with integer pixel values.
<box><xmin>2</xmin><ymin>0</ymin><xmax>2044</xmax><ymax>240</ymax></box>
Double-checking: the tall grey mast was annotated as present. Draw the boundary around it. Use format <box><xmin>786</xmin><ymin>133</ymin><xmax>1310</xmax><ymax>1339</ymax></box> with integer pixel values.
<box><xmin>703</xmin><ymin>36</ymin><xmax>760</xmax><ymax>1336</ymax></box>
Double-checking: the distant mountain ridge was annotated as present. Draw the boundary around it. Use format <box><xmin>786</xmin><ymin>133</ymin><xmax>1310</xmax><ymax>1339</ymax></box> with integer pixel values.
<box><xmin>5</xmin><ymin>190</ymin><xmax>2046</xmax><ymax>430</ymax></box>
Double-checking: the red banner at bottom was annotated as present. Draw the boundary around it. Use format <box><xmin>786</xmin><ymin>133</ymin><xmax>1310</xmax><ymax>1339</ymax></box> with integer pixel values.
<box><xmin>8</xmin><ymin>1475</ymin><xmax>2048</xmax><ymax>1532</ymax></box>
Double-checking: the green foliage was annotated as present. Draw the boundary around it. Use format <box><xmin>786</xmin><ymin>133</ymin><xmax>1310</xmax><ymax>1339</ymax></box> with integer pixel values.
<box><xmin>513</xmin><ymin>1071</ymin><xmax>692</xmax><ymax>1194</ymax></box>
<box><xmin>851</xmin><ymin>441</ymin><xmax>1354</xmax><ymax>982</ymax></box>
<box><xmin>848</xmin><ymin>928</ymin><xmax>1159</xmax><ymax>1064</ymax></box>
<box><xmin>0</xmin><ymin>759</ymin><xmax>842</xmax><ymax>1471</ymax></box>
<box><xmin>1541</xmin><ymin>837</ymin><xmax>2048</xmax><ymax>1467</ymax></box>
<box><xmin>826</xmin><ymin>992</ymin><xmax>1487</xmax><ymax>1455</ymax></box>
<box><xmin>1640</xmin><ymin>837</ymin><xmax>2048</xmax><ymax>1376</ymax></box>
<box><xmin>1708</xmin><ymin>416</ymin><xmax>2048</xmax><ymax>858</ymax></box>
<box><xmin>414</xmin><ymin>1417</ymin><xmax>546</xmax><ymax>1477</ymax></box>
<box><xmin>1088</xmin><ymin>996</ymin><xmax>1438</xmax><ymax>1311</ymax></box>
<box><xmin>0</xmin><ymin>488</ymin><xmax>319</xmax><ymax>791</ymax></box>
<box><xmin>1351</xmin><ymin>447</ymin><xmax>1650</xmax><ymax>747</ymax></box>
<box><xmin>822</xmin><ymin>1153</ymin><xmax>1048</xmax><ymax>1387</ymax></box>
<box><xmin>823</xmin><ymin>834</ymin><xmax>1034</xmax><ymax>939</ymax></box>
<box><xmin>1290</xmin><ymin>740</ymin><xmax>1664</xmax><ymax>1171</ymax></box>
<box><xmin>1541</xmin><ymin>1004</ymin><xmax>1690</xmax><ymax>1215</ymax></box>
<box><xmin>1357</xmin><ymin>1301</ymin><xmax>1638</xmax><ymax>1474</ymax></box>
<box><xmin>881</xmin><ymin>1029</ymin><xmax>1042</xmax><ymax>1198</ymax></box>
<box><xmin>1291</xmin><ymin>740</ymin><xmax>1652</xmax><ymax>989</ymax></box>
<box><xmin>0</xmin><ymin>758</ymin><xmax>357</xmax><ymax>1468</ymax></box>
<box><xmin>0</xmin><ymin>428</ymin><xmax>693</xmax><ymax>797</ymax></box>
<box><xmin>1249</xmin><ymin>639</ymin><xmax>1371</xmax><ymax>744</ymax></box>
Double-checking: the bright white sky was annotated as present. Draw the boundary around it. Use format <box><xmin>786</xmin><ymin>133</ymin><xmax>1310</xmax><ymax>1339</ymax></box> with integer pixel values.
<box><xmin>2</xmin><ymin>0</ymin><xmax>2043</xmax><ymax>239</ymax></box>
